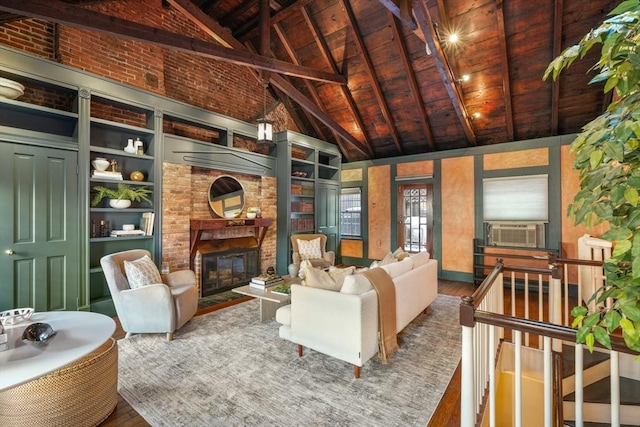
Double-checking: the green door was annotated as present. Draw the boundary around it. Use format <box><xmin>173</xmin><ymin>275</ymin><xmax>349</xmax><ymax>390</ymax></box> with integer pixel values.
<box><xmin>317</xmin><ymin>182</ymin><xmax>339</xmax><ymax>254</ymax></box>
<box><xmin>0</xmin><ymin>142</ymin><xmax>79</xmax><ymax>312</ymax></box>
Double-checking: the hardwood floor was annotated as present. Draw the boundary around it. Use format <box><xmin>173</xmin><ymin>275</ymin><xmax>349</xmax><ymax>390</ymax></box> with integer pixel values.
<box><xmin>100</xmin><ymin>280</ymin><xmax>475</xmax><ymax>426</ymax></box>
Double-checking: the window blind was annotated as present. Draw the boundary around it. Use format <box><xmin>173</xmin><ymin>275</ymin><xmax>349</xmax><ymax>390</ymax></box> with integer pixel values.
<box><xmin>483</xmin><ymin>174</ymin><xmax>548</xmax><ymax>221</ymax></box>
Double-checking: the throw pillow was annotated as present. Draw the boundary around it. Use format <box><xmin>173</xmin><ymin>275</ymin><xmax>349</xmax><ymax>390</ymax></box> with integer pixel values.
<box><xmin>380</xmin><ymin>251</ymin><xmax>397</xmax><ymax>266</ymax></box>
<box><xmin>124</xmin><ymin>255</ymin><xmax>163</xmax><ymax>289</ymax></box>
<box><xmin>302</xmin><ymin>266</ymin><xmax>342</xmax><ymax>291</ymax></box>
<box><xmin>328</xmin><ymin>265</ymin><xmax>356</xmax><ymax>289</ymax></box>
<box><xmin>410</xmin><ymin>251</ymin><xmax>431</xmax><ymax>267</ymax></box>
<box><xmin>298</xmin><ymin>259</ymin><xmax>313</xmax><ymax>279</ymax></box>
<box><xmin>340</xmin><ymin>274</ymin><xmax>373</xmax><ymax>294</ymax></box>
<box><xmin>392</xmin><ymin>246</ymin><xmax>410</xmax><ymax>261</ymax></box>
<box><xmin>297</xmin><ymin>237</ymin><xmax>323</xmax><ymax>260</ymax></box>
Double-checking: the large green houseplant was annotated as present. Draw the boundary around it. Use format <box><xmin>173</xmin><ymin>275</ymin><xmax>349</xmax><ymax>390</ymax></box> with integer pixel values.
<box><xmin>544</xmin><ymin>0</ymin><xmax>640</xmax><ymax>354</ymax></box>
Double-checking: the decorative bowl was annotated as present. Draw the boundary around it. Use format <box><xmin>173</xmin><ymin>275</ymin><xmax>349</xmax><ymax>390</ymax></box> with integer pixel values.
<box><xmin>109</xmin><ymin>199</ymin><xmax>132</xmax><ymax>209</ymax></box>
<box><xmin>91</xmin><ymin>158</ymin><xmax>110</xmax><ymax>172</ymax></box>
<box><xmin>0</xmin><ymin>77</ymin><xmax>25</xmax><ymax>100</ymax></box>
<box><xmin>247</xmin><ymin>212</ymin><xmax>257</xmax><ymax>219</ymax></box>
<box><xmin>0</xmin><ymin>307</ymin><xmax>34</xmax><ymax>326</ymax></box>
<box><xmin>22</xmin><ymin>322</ymin><xmax>57</xmax><ymax>346</ymax></box>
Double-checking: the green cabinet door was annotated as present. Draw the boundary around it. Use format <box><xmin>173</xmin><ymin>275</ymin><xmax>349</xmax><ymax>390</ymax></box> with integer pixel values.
<box><xmin>317</xmin><ymin>182</ymin><xmax>339</xmax><ymax>254</ymax></box>
<box><xmin>0</xmin><ymin>142</ymin><xmax>80</xmax><ymax>312</ymax></box>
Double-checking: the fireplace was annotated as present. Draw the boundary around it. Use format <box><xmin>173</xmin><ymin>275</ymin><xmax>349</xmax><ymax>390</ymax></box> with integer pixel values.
<box><xmin>197</xmin><ymin>237</ymin><xmax>259</xmax><ymax>297</ymax></box>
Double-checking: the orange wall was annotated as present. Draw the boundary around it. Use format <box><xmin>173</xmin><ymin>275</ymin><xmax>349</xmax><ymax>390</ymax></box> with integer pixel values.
<box><xmin>341</xmin><ymin>239</ymin><xmax>363</xmax><ymax>259</ymax></box>
<box><xmin>397</xmin><ymin>160</ymin><xmax>433</xmax><ymax>177</ymax></box>
<box><xmin>368</xmin><ymin>165</ymin><xmax>392</xmax><ymax>260</ymax></box>
<box><xmin>441</xmin><ymin>156</ymin><xmax>475</xmax><ymax>274</ymax></box>
<box><xmin>483</xmin><ymin>147</ymin><xmax>549</xmax><ymax>170</ymax></box>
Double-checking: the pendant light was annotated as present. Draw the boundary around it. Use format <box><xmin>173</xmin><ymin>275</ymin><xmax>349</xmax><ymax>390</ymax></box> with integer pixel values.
<box><xmin>257</xmin><ymin>80</ymin><xmax>273</xmax><ymax>144</ymax></box>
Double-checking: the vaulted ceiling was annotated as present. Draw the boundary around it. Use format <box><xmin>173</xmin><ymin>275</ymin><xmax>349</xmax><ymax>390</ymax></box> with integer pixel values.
<box><xmin>0</xmin><ymin>0</ymin><xmax>619</xmax><ymax>162</ymax></box>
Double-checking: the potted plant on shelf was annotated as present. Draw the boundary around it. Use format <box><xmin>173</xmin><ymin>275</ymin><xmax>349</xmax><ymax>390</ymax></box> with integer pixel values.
<box><xmin>246</xmin><ymin>207</ymin><xmax>259</xmax><ymax>219</ymax></box>
<box><xmin>91</xmin><ymin>183</ymin><xmax>153</xmax><ymax>209</ymax></box>
<box><xmin>544</xmin><ymin>0</ymin><xmax>640</xmax><ymax>354</ymax></box>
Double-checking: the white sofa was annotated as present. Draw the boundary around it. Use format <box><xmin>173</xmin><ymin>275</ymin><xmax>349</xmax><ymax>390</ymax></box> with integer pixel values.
<box><xmin>275</xmin><ymin>252</ymin><xmax>438</xmax><ymax>377</ymax></box>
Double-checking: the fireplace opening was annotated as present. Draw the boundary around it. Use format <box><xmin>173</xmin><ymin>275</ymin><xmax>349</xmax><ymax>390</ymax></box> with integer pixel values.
<box><xmin>198</xmin><ymin>237</ymin><xmax>259</xmax><ymax>297</ymax></box>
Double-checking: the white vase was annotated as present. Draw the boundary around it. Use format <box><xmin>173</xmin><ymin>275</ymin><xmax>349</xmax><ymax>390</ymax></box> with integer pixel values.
<box><xmin>288</xmin><ymin>263</ymin><xmax>299</xmax><ymax>278</ymax></box>
<box><xmin>124</xmin><ymin>139</ymin><xmax>136</xmax><ymax>154</ymax></box>
<box><xmin>109</xmin><ymin>199</ymin><xmax>131</xmax><ymax>209</ymax></box>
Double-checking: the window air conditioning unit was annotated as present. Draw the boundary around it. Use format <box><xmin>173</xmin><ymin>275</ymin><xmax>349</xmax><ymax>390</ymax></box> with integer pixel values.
<box><xmin>487</xmin><ymin>222</ymin><xmax>545</xmax><ymax>248</ymax></box>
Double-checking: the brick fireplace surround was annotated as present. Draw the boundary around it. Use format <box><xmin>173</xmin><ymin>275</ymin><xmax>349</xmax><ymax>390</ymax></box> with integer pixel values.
<box><xmin>162</xmin><ymin>163</ymin><xmax>277</xmax><ymax>297</ymax></box>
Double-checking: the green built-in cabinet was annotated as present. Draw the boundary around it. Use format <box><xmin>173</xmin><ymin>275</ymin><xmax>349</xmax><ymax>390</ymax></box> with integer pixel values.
<box><xmin>88</xmin><ymin>95</ymin><xmax>161</xmax><ymax>316</ymax></box>
<box><xmin>275</xmin><ymin>131</ymin><xmax>341</xmax><ymax>276</ymax></box>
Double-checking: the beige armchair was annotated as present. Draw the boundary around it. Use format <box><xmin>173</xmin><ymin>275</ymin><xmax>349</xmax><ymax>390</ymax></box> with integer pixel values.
<box><xmin>290</xmin><ymin>234</ymin><xmax>335</xmax><ymax>271</ymax></box>
<box><xmin>100</xmin><ymin>249</ymin><xmax>198</xmax><ymax>341</ymax></box>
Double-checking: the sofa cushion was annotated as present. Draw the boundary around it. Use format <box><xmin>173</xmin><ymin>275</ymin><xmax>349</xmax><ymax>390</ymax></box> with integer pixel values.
<box><xmin>340</xmin><ymin>274</ymin><xmax>373</xmax><ymax>294</ymax></box>
<box><xmin>381</xmin><ymin>256</ymin><xmax>414</xmax><ymax>279</ymax></box>
<box><xmin>124</xmin><ymin>255</ymin><xmax>163</xmax><ymax>289</ymax></box>
<box><xmin>298</xmin><ymin>237</ymin><xmax>323</xmax><ymax>260</ymax></box>
<box><xmin>410</xmin><ymin>251</ymin><xmax>431</xmax><ymax>267</ymax></box>
<box><xmin>303</xmin><ymin>265</ymin><xmax>355</xmax><ymax>291</ymax></box>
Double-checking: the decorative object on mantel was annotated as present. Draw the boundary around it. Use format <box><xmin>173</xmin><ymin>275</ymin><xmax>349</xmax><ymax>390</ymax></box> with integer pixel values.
<box><xmin>208</xmin><ymin>175</ymin><xmax>245</xmax><ymax>218</ymax></box>
<box><xmin>246</xmin><ymin>207</ymin><xmax>259</xmax><ymax>219</ymax></box>
<box><xmin>0</xmin><ymin>77</ymin><xmax>25</xmax><ymax>100</ymax></box>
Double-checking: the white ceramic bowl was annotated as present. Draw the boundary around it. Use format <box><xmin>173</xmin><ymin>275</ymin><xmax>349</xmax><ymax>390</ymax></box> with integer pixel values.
<box><xmin>0</xmin><ymin>77</ymin><xmax>25</xmax><ymax>100</ymax></box>
<box><xmin>109</xmin><ymin>199</ymin><xmax>131</xmax><ymax>209</ymax></box>
<box><xmin>0</xmin><ymin>307</ymin><xmax>34</xmax><ymax>326</ymax></box>
<box><xmin>91</xmin><ymin>158</ymin><xmax>110</xmax><ymax>172</ymax></box>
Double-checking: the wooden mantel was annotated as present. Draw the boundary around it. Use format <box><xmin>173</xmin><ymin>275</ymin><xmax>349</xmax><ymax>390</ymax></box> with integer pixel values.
<box><xmin>189</xmin><ymin>218</ymin><xmax>273</xmax><ymax>268</ymax></box>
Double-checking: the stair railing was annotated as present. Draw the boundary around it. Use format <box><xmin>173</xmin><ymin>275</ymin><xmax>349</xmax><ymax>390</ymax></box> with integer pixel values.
<box><xmin>460</xmin><ymin>258</ymin><xmax>636</xmax><ymax>427</ymax></box>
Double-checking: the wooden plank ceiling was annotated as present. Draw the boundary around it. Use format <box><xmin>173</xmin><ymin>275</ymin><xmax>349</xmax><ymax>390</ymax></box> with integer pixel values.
<box><xmin>0</xmin><ymin>0</ymin><xmax>619</xmax><ymax>162</ymax></box>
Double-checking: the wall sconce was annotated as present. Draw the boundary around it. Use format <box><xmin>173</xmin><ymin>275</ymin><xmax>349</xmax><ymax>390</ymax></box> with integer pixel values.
<box><xmin>257</xmin><ymin>81</ymin><xmax>273</xmax><ymax>144</ymax></box>
<box><xmin>458</xmin><ymin>74</ymin><xmax>470</xmax><ymax>83</ymax></box>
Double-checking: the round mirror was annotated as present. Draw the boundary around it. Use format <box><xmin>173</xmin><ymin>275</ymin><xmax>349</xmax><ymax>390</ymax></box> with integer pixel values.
<box><xmin>208</xmin><ymin>175</ymin><xmax>245</xmax><ymax>218</ymax></box>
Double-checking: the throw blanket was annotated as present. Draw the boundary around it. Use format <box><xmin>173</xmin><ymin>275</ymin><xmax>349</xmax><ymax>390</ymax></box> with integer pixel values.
<box><xmin>361</xmin><ymin>268</ymin><xmax>398</xmax><ymax>364</ymax></box>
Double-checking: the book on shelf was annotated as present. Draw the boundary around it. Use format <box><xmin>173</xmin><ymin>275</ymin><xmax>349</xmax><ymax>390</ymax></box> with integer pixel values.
<box><xmin>139</xmin><ymin>212</ymin><xmax>155</xmax><ymax>236</ymax></box>
<box><xmin>251</xmin><ymin>273</ymin><xmax>282</xmax><ymax>285</ymax></box>
<box><xmin>110</xmin><ymin>229</ymin><xmax>146</xmax><ymax>237</ymax></box>
<box><xmin>92</xmin><ymin>170</ymin><xmax>123</xmax><ymax>180</ymax></box>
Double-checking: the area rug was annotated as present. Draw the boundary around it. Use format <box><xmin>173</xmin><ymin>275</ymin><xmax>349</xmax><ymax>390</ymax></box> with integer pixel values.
<box><xmin>117</xmin><ymin>294</ymin><xmax>462</xmax><ymax>426</ymax></box>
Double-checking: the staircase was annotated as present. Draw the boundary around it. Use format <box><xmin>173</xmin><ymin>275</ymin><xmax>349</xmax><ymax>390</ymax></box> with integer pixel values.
<box><xmin>562</xmin><ymin>344</ymin><xmax>640</xmax><ymax>426</ymax></box>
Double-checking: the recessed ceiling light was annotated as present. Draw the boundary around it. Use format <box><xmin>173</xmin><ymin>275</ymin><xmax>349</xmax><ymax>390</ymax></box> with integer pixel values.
<box><xmin>473</xmin><ymin>112</ymin><xmax>481</xmax><ymax>119</ymax></box>
<box><xmin>461</xmin><ymin>74</ymin><xmax>470</xmax><ymax>82</ymax></box>
<box><xmin>448</xmin><ymin>33</ymin><xmax>459</xmax><ymax>44</ymax></box>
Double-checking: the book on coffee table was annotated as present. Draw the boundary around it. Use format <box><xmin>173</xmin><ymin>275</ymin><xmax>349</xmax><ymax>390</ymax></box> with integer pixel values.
<box><xmin>249</xmin><ymin>279</ymin><xmax>284</xmax><ymax>290</ymax></box>
<box><xmin>251</xmin><ymin>274</ymin><xmax>283</xmax><ymax>285</ymax></box>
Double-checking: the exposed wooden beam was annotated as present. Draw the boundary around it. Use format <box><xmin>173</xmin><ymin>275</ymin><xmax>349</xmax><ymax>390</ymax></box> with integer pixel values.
<box><xmin>274</xmin><ymin>23</ymin><xmax>333</xmax><ymax>145</ymax></box>
<box><xmin>379</xmin><ymin>0</ymin><xmax>416</xmax><ymax>30</ymax></box>
<box><xmin>338</xmin><ymin>0</ymin><xmax>404</xmax><ymax>155</ymax></box>
<box><xmin>166</xmin><ymin>0</ymin><xmax>370</xmax><ymax>158</ymax></box>
<box><xmin>0</xmin><ymin>0</ymin><xmax>346</xmax><ymax>85</ymax></box>
<box><xmin>387</xmin><ymin>11</ymin><xmax>435</xmax><ymax>151</ymax></box>
<box><xmin>551</xmin><ymin>0</ymin><xmax>563</xmax><ymax>135</ymax></box>
<box><xmin>239</xmin><ymin>0</ymin><xmax>316</xmax><ymax>41</ymax></box>
<box><xmin>413</xmin><ymin>0</ymin><xmax>476</xmax><ymax>145</ymax></box>
<box><xmin>301</xmin><ymin>5</ymin><xmax>373</xmax><ymax>158</ymax></box>
<box><xmin>201</xmin><ymin>0</ymin><xmax>219</xmax><ymax>14</ymax></box>
<box><xmin>495</xmin><ymin>0</ymin><xmax>514</xmax><ymax>141</ymax></box>
<box><xmin>220</xmin><ymin>0</ymin><xmax>257</xmax><ymax>27</ymax></box>
<box><xmin>269</xmin><ymin>76</ymin><xmax>371</xmax><ymax>157</ymax></box>
<box><xmin>259</xmin><ymin>0</ymin><xmax>270</xmax><ymax>82</ymax></box>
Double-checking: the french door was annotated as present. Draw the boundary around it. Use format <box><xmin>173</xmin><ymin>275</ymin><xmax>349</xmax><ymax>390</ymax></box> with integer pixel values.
<box><xmin>0</xmin><ymin>142</ymin><xmax>79</xmax><ymax>312</ymax></box>
<box><xmin>397</xmin><ymin>183</ymin><xmax>433</xmax><ymax>254</ymax></box>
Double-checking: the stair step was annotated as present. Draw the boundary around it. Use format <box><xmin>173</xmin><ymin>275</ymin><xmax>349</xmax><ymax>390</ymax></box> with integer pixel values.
<box><xmin>564</xmin><ymin>376</ymin><xmax>640</xmax><ymax>406</ymax></box>
<box><xmin>562</xmin><ymin>344</ymin><xmax>610</xmax><ymax>378</ymax></box>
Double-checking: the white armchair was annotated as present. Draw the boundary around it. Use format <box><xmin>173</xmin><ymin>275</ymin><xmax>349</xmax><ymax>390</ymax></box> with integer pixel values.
<box><xmin>100</xmin><ymin>249</ymin><xmax>198</xmax><ymax>341</ymax></box>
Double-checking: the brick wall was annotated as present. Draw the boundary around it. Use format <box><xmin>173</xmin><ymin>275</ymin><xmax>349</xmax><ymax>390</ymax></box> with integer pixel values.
<box><xmin>1</xmin><ymin>1</ymin><xmax>297</xmax><ymax>279</ymax></box>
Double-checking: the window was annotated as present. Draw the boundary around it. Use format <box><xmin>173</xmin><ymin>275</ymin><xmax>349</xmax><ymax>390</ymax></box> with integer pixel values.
<box><xmin>483</xmin><ymin>174</ymin><xmax>549</xmax><ymax>221</ymax></box>
<box><xmin>340</xmin><ymin>187</ymin><xmax>361</xmax><ymax>237</ymax></box>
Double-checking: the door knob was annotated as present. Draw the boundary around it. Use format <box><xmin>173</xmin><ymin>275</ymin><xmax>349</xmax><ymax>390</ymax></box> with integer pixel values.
<box><xmin>5</xmin><ymin>249</ymin><xmax>14</xmax><ymax>255</ymax></box>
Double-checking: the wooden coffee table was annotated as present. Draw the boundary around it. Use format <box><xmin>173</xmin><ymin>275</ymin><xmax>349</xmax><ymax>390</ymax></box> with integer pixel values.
<box><xmin>232</xmin><ymin>277</ymin><xmax>298</xmax><ymax>322</ymax></box>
